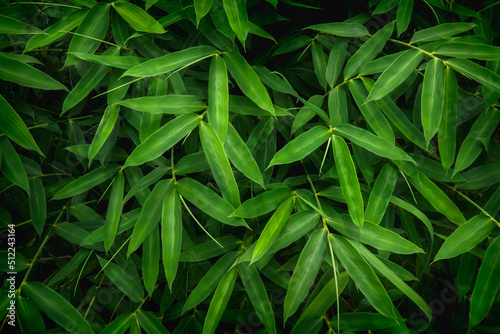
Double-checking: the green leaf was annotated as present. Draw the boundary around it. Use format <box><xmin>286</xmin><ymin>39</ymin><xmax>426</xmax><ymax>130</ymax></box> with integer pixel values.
<box><xmin>365</xmin><ymin>164</ymin><xmax>397</xmax><ymax>225</ymax></box>
<box><xmin>344</xmin><ymin>21</ymin><xmax>394</xmax><ymax>80</ymax></box>
<box><xmin>70</xmin><ymin>52</ymin><xmax>143</xmax><ymax>69</ymax></box>
<box><xmin>329</xmin><ymin>313</ymin><xmax>398</xmax><ymax>331</ymax></box>
<box><xmin>0</xmin><ymin>14</ymin><xmax>43</xmax><ymax>35</ymax></box>
<box><xmin>97</xmin><ymin>255</ymin><xmax>144</xmax><ymax>303</ymax></box>
<box><xmin>326</xmin><ymin>37</ymin><xmax>347</xmax><ymax>87</ymax></box>
<box><xmin>410</xmin><ymin>22</ymin><xmax>477</xmax><ymax>44</ymax></box>
<box><xmin>25</xmin><ymin>9</ymin><xmax>88</xmax><ymax>52</ymax></box>
<box><xmin>0</xmin><ymin>53</ymin><xmax>67</xmax><ymax>91</ymax></box>
<box><xmin>329</xmin><ymin>234</ymin><xmax>397</xmax><ymax>320</ymax></box>
<box><xmin>182</xmin><ymin>252</ymin><xmax>239</xmax><ymax>313</ymax></box>
<box><xmin>48</xmin><ymin>249</ymin><xmax>92</xmax><ymax>286</ymax></box>
<box><xmin>469</xmin><ymin>236</ymin><xmax>500</xmax><ymax>329</ymax></box>
<box><xmin>222</xmin><ymin>0</ymin><xmax>249</xmax><ymax>45</ymax></box>
<box><xmin>101</xmin><ymin>314</ymin><xmax>135</xmax><ymax>334</ymax></box>
<box><xmin>284</xmin><ymin>228</ymin><xmax>327</xmax><ymax>323</ymax></box>
<box><xmin>88</xmin><ymin>106</ymin><xmax>120</xmax><ymax>165</ymax></box>
<box><xmin>332</xmin><ymin>135</ymin><xmax>364</xmax><ymax>227</ymax></box>
<box><xmin>434</xmin><ymin>215</ymin><xmax>495</xmax><ymax>262</ymax></box>
<box><xmin>0</xmin><ymin>137</ymin><xmax>29</xmax><ymax>192</ymax></box>
<box><xmin>137</xmin><ymin>310</ymin><xmax>170</xmax><ymax>334</ymax></box>
<box><xmin>224</xmin><ymin>51</ymin><xmax>275</xmax><ymax>115</ymax></box>
<box><xmin>421</xmin><ymin>59</ymin><xmax>445</xmax><ymax>145</ymax></box>
<box><xmin>268</xmin><ymin>126</ymin><xmax>331</xmax><ymax>166</ymax></box>
<box><xmin>329</xmin><ymin>86</ymin><xmax>348</xmax><ymax>126</ymax></box>
<box><xmin>112</xmin><ymin>1</ymin><xmax>165</xmax><ymax>34</ymax></box>
<box><xmin>117</xmin><ymin>95</ymin><xmax>206</xmax><ymax>114</ymax></box>
<box><xmin>351</xmin><ymin>239</ymin><xmax>433</xmax><ymax>321</ymax></box>
<box><xmin>175</xmin><ymin>178</ymin><xmax>248</xmax><ymax>227</ymax></box>
<box><xmin>396</xmin><ymin>0</ymin><xmax>413</xmax><ymax>36</ymax></box>
<box><xmin>364</xmin><ymin>49</ymin><xmax>424</xmax><ymax>102</ymax></box>
<box><xmin>199</xmin><ymin>121</ymin><xmax>240</xmax><ymax>208</ymax></box>
<box><xmin>65</xmin><ymin>2</ymin><xmax>111</xmax><ymax>68</ymax></box>
<box><xmin>306</xmin><ymin>22</ymin><xmax>369</xmax><ymax>37</ymax></box>
<box><xmin>63</xmin><ymin>46</ymin><xmax>120</xmax><ymax>114</ymax></box>
<box><xmin>438</xmin><ymin>67</ymin><xmax>458</xmax><ymax>171</ymax></box>
<box><xmin>22</xmin><ymin>281</ymin><xmax>94</xmax><ymax>334</ymax></box>
<box><xmin>251</xmin><ymin>196</ymin><xmax>295</xmax><ymax>264</ymax></box>
<box><xmin>142</xmin><ymin>224</ymin><xmax>160</xmax><ymax>296</ymax></box>
<box><xmin>123</xmin><ymin>113</ymin><xmax>201</xmax><ymax>167</ymax></box>
<box><xmin>28</xmin><ymin>177</ymin><xmax>46</xmax><ymax>236</ymax></box>
<box><xmin>447</xmin><ymin>58</ymin><xmax>500</xmax><ymax>93</ymax></box>
<box><xmin>128</xmin><ymin>179</ymin><xmax>173</xmax><ymax>256</ymax></box>
<box><xmin>123</xmin><ymin>46</ymin><xmax>218</xmax><ymax>78</ymax></box>
<box><xmin>195</xmin><ymin>0</ymin><xmax>214</xmax><ymax>25</ymax></box>
<box><xmin>238</xmin><ymin>263</ymin><xmax>277</xmax><ymax>334</ymax></box>
<box><xmin>231</xmin><ymin>187</ymin><xmax>292</xmax><ymax>218</ymax></box>
<box><xmin>52</xmin><ymin>164</ymin><xmax>121</xmax><ymax>200</ymax></box>
<box><xmin>0</xmin><ymin>94</ymin><xmax>42</xmax><ymax>154</ymax></box>
<box><xmin>162</xmin><ymin>189</ymin><xmax>182</xmax><ymax>291</ymax></box>
<box><xmin>433</xmin><ymin>43</ymin><xmax>500</xmax><ymax>61</ymax></box>
<box><xmin>208</xmin><ymin>55</ymin><xmax>229</xmax><ymax>142</ymax></box>
<box><xmin>225</xmin><ymin>123</ymin><xmax>264</xmax><ymax>186</ymax></box>
<box><xmin>17</xmin><ymin>296</ymin><xmax>46</xmax><ymax>334</ymax></box>
<box><xmin>332</xmin><ymin>124</ymin><xmax>414</xmax><ymax>162</ymax></box>
<box><xmin>311</xmin><ymin>41</ymin><xmax>327</xmax><ymax>89</ymax></box>
<box><xmin>272</xmin><ymin>35</ymin><xmax>312</xmax><ymax>57</ymax></box>
<box><xmin>202</xmin><ymin>267</ymin><xmax>238</xmax><ymax>334</ymax></box>
<box><xmin>457</xmin><ymin>253</ymin><xmax>479</xmax><ymax>299</ymax></box>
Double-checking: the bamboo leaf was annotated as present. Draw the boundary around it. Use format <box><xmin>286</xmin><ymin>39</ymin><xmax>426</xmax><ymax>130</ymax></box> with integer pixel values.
<box><xmin>410</xmin><ymin>22</ymin><xmax>477</xmax><ymax>44</ymax></box>
<box><xmin>123</xmin><ymin>113</ymin><xmax>202</xmax><ymax>167</ymax></box>
<box><xmin>208</xmin><ymin>55</ymin><xmax>229</xmax><ymax>142</ymax></box>
<box><xmin>438</xmin><ymin>67</ymin><xmax>458</xmax><ymax>171</ymax></box>
<box><xmin>0</xmin><ymin>14</ymin><xmax>43</xmax><ymax>35</ymax></box>
<box><xmin>326</xmin><ymin>37</ymin><xmax>347</xmax><ymax>87</ymax></box>
<box><xmin>332</xmin><ymin>135</ymin><xmax>364</xmax><ymax>227</ymax></box>
<box><xmin>433</xmin><ymin>43</ymin><xmax>500</xmax><ymax>61</ymax></box>
<box><xmin>70</xmin><ymin>52</ymin><xmax>143</xmax><ymax>69</ymax></box>
<box><xmin>97</xmin><ymin>255</ymin><xmax>144</xmax><ymax>302</ymax></box>
<box><xmin>137</xmin><ymin>310</ymin><xmax>170</xmax><ymax>334</ymax></box>
<box><xmin>17</xmin><ymin>296</ymin><xmax>46</xmax><ymax>334</ymax></box>
<box><xmin>222</xmin><ymin>0</ymin><xmax>249</xmax><ymax>45</ymax></box>
<box><xmin>434</xmin><ymin>215</ymin><xmax>495</xmax><ymax>262</ymax></box>
<box><xmin>311</xmin><ymin>41</ymin><xmax>327</xmax><ymax>89</ymax></box>
<box><xmin>284</xmin><ymin>228</ymin><xmax>327</xmax><ymax>323</ymax></box>
<box><xmin>307</xmin><ymin>22</ymin><xmax>369</xmax><ymax>37</ymax></box>
<box><xmin>123</xmin><ymin>46</ymin><xmax>218</xmax><ymax>78</ymax></box>
<box><xmin>231</xmin><ymin>187</ymin><xmax>293</xmax><ymax>218</ymax></box>
<box><xmin>365</xmin><ymin>164</ymin><xmax>397</xmax><ymax>225</ymax></box>
<box><xmin>224</xmin><ymin>51</ymin><xmax>274</xmax><ymax>115</ymax></box>
<box><xmin>128</xmin><ymin>179</ymin><xmax>173</xmax><ymax>256</ymax></box>
<box><xmin>117</xmin><ymin>95</ymin><xmax>206</xmax><ymax>114</ymax></box>
<box><xmin>329</xmin><ymin>234</ymin><xmax>397</xmax><ymax>320</ymax></box>
<box><xmin>88</xmin><ymin>106</ymin><xmax>120</xmax><ymax>165</ymax></box>
<box><xmin>421</xmin><ymin>59</ymin><xmax>445</xmax><ymax>145</ymax></box>
<box><xmin>469</xmin><ymin>236</ymin><xmax>500</xmax><ymax>329</ymax></box>
<box><xmin>22</xmin><ymin>281</ymin><xmax>94</xmax><ymax>334</ymax></box>
<box><xmin>396</xmin><ymin>0</ymin><xmax>414</xmax><ymax>36</ymax></box>
<box><xmin>101</xmin><ymin>314</ymin><xmax>134</xmax><ymax>334</ymax></box>
<box><xmin>447</xmin><ymin>58</ymin><xmax>500</xmax><ymax>93</ymax></box>
<box><xmin>52</xmin><ymin>164</ymin><xmax>121</xmax><ymax>200</ymax></box>
<box><xmin>238</xmin><ymin>263</ymin><xmax>277</xmax><ymax>334</ymax></box>
<box><xmin>162</xmin><ymin>189</ymin><xmax>182</xmax><ymax>291</ymax></box>
<box><xmin>268</xmin><ymin>126</ymin><xmax>331</xmax><ymax>166</ymax></box>
<box><xmin>364</xmin><ymin>49</ymin><xmax>424</xmax><ymax>102</ymax></box>
<box><xmin>251</xmin><ymin>196</ymin><xmax>295</xmax><ymax>264</ymax></box>
<box><xmin>344</xmin><ymin>21</ymin><xmax>394</xmax><ymax>80</ymax></box>
<box><xmin>199</xmin><ymin>121</ymin><xmax>240</xmax><ymax>208</ymax></box>
<box><xmin>328</xmin><ymin>86</ymin><xmax>348</xmax><ymax>126</ymax></box>
<box><xmin>28</xmin><ymin>177</ymin><xmax>46</xmax><ymax>236</ymax></box>
<box><xmin>112</xmin><ymin>1</ymin><xmax>165</xmax><ymax>34</ymax></box>
<box><xmin>142</xmin><ymin>225</ymin><xmax>160</xmax><ymax>297</ymax></box>
<box><xmin>195</xmin><ymin>0</ymin><xmax>214</xmax><ymax>25</ymax></box>
<box><xmin>0</xmin><ymin>137</ymin><xmax>29</xmax><ymax>192</ymax></box>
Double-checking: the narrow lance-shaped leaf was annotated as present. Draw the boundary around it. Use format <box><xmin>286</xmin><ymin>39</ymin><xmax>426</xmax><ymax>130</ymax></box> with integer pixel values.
<box><xmin>88</xmin><ymin>106</ymin><xmax>120</xmax><ymax>165</ymax></box>
<box><xmin>311</xmin><ymin>41</ymin><xmax>327</xmax><ymax>89</ymax></box>
<box><xmin>396</xmin><ymin>0</ymin><xmax>413</xmax><ymax>36</ymax></box>
<box><xmin>195</xmin><ymin>0</ymin><xmax>215</xmax><ymax>25</ymax></box>
<box><xmin>0</xmin><ymin>53</ymin><xmax>67</xmax><ymax>91</ymax></box>
<box><xmin>410</xmin><ymin>22</ymin><xmax>476</xmax><ymax>44</ymax></box>
<box><xmin>202</xmin><ymin>267</ymin><xmax>238</xmax><ymax>334</ymax></box>
<box><xmin>128</xmin><ymin>179</ymin><xmax>173</xmax><ymax>256</ymax></box>
<box><xmin>231</xmin><ymin>187</ymin><xmax>293</xmax><ymax>218</ymax></box>
<box><xmin>17</xmin><ymin>296</ymin><xmax>46</xmax><ymax>334</ymax></box>
<box><xmin>0</xmin><ymin>137</ymin><xmax>29</xmax><ymax>192</ymax></box>
<box><xmin>137</xmin><ymin>310</ymin><xmax>170</xmax><ymax>334</ymax></box>
<box><xmin>208</xmin><ymin>55</ymin><xmax>229</xmax><ymax>142</ymax></box>
<box><xmin>344</xmin><ymin>21</ymin><xmax>394</xmax><ymax>80</ymax></box>
<box><xmin>438</xmin><ymin>67</ymin><xmax>458</xmax><ymax>171</ymax></box>
<box><xmin>112</xmin><ymin>1</ymin><xmax>165</xmax><ymax>34</ymax></box>
<box><xmin>100</xmin><ymin>314</ymin><xmax>134</xmax><ymax>334</ymax></box>
<box><xmin>447</xmin><ymin>58</ymin><xmax>500</xmax><ymax>93</ymax></box>
<box><xmin>329</xmin><ymin>86</ymin><xmax>348</xmax><ymax>126</ymax></box>
<box><xmin>238</xmin><ymin>263</ymin><xmax>277</xmax><ymax>334</ymax></box>
<box><xmin>284</xmin><ymin>228</ymin><xmax>327</xmax><ymax>323</ymax></box>
<box><xmin>332</xmin><ymin>135</ymin><xmax>364</xmax><ymax>228</ymax></box>
<box><xmin>224</xmin><ymin>51</ymin><xmax>274</xmax><ymax>115</ymax></box>
<box><xmin>469</xmin><ymin>236</ymin><xmax>500</xmax><ymax>329</ymax></box>
<box><xmin>434</xmin><ymin>215</ymin><xmax>495</xmax><ymax>262</ymax></box>
<box><xmin>52</xmin><ymin>164</ymin><xmax>121</xmax><ymax>200</ymax></box>
<box><xmin>224</xmin><ymin>123</ymin><xmax>264</xmax><ymax>187</ymax></box>
<box><xmin>365</xmin><ymin>163</ymin><xmax>397</xmax><ymax>225</ymax></box>
<box><xmin>97</xmin><ymin>256</ymin><xmax>144</xmax><ymax>303</ymax></box>
<box><xmin>142</xmin><ymin>225</ymin><xmax>160</xmax><ymax>297</ymax></box>
<box><xmin>162</xmin><ymin>189</ymin><xmax>182</xmax><ymax>291</ymax></box>
<box><xmin>117</xmin><ymin>95</ymin><xmax>206</xmax><ymax>114</ymax></box>
<box><xmin>123</xmin><ymin>46</ymin><xmax>218</xmax><ymax>78</ymax></box>
<box><xmin>252</xmin><ymin>196</ymin><xmax>295</xmax><ymax>264</ymax></box>
<box><xmin>268</xmin><ymin>126</ymin><xmax>331</xmax><ymax>166</ymax></box>
<box><xmin>223</xmin><ymin>0</ymin><xmax>249</xmax><ymax>45</ymax></box>
<box><xmin>124</xmin><ymin>113</ymin><xmax>202</xmax><ymax>167</ymax></box>
<box><xmin>199</xmin><ymin>121</ymin><xmax>240</xmax><ymax>208</ymax></box>
<box><xmin>306</xmin><ymin>22</ymin><xmax>369</xmax><ymax>38</ymax></box>
<box><xmin>22</xmin><ymin>282</ymin><xmax>94</xmax><ymax>334</ymax></box>
<box><xmin>329</xmin><ymin>234</ymin><xmax>397</xmax><ymax>320</ymax></box>
<box><xmin>433</xmin><ymin>43</ymin><xmax>500</xmax><ymax>61</ymax></box>
<box><xmin>29</xmin><ymin>177</ymin><xmax>46</xmax><ymax>236</ymax></box>
<box><xmin>0</xmin><ymin>94</ymin><xmax>42</xmax><ymax>155</ymax></box>
<box><xmin>0</xmin><ymin>14</ymin><xmax>43</xmax><ymax>35</ymax></box>
<box><xmin>69</xmin><ymin>52</ymin><xmax>143</xmax><ymax>69</ymax></box>
<box><xmin>326</xmin><ymin>37</ymin><xmax>347</xmax><ymax>87</ymax></box>
<box><xmin>65</xmin><ymin>2</ymin><xmax>111</xmax><ymax>68</ymax></box>
<box><xmin>421</xmin><ymin>59</ymin><xmax>445</xmax><ymax>145</ymax></box>
<box><xmin>364</xmin><ymin>49</ymin><xmax>424</xmax><ymax>102</ymax></box>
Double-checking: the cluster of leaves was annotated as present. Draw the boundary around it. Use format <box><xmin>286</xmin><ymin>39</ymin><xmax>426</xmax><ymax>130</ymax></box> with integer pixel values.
<box><xmin>1</xmin><ymin>0</ymin><xmax>499</xmax><ymax>333</ymax></box>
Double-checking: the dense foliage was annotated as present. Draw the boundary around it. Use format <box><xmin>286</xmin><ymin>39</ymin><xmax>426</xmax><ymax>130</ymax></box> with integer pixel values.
<box><xmin>1</xmin><ymin>0</ymin><xmax>499</xmax><ymax>333</ymax></box>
